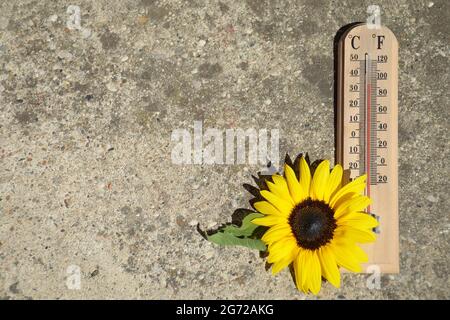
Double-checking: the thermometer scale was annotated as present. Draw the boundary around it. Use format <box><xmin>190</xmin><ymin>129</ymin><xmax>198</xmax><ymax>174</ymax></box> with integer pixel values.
<box><xmin>336</xmin><ymin>23</ymin><xmax>399</xmax><ymax>273</ymax></box>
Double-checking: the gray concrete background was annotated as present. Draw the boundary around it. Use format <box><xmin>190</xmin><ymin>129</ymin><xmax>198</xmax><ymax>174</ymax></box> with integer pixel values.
<box><xmin>0</xmin><ymin>0</ymin><xmax>448</xmax><ymax>299</ymax></box>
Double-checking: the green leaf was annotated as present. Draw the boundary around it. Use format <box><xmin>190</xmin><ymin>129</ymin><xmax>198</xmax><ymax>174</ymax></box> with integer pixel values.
<box><xmin>221</xmin><ymin>213</ymin><xmax>263</xmax><ymax>237</ymax></box>
<box><xmin>207</xmin><ymin>232</ymin><xmax>266</xmax><ymax>251</ymax></box>
<box><xmin>205</xmin><ymin>212</ymin><xmax>267</xmax><ymax>251</ymax></box>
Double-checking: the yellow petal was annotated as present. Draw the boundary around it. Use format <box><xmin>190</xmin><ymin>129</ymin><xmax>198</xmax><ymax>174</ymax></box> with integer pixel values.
<box><xmin>348</xmin><ymin>243</ymin><xmax>368</xmax><ymax>262</ymax></box>
<box><xmin>329</xmin><ymin>241</ymin><xmax>362</xmax><ymax>272</ymax></box>
<box><xmin>337</xmin><ymin>212</ymin><xmax>379</xmax><ymax>230</ymax></box>
<box><xmin>353</xmin><ymin>244</ymin><xmax>369</xmax><ymax>262</ymax></box>
<box><xmin>308</xmin><ymin>250</ymin><xmax>322</xmax><ymax>295</ymax></box>
<box><xmin>311</xmin><ymin>160</ymin><xmax>330</xmax><ymax>201</ymax></box>
<box><xmin>302</xmin><ymin>250</ymin><xmax>312</xmax><ymax>293</ymax></box>
<box><xmin>267</xmin><ymin>175</ymin><xmax>295</xmax><ymax>205</ymax></box>
<box><xmin>271</xmin><ymin>257</ymin><xmax>292</xmax><ymax>275</ymax></box>
<box><xmin>262</xmin><ymin>223</ymin><xmax>292</xmax><ymax>244</ymax></box>
<box><xmin>252</xmin><ymin>215</ymin><xmax>287</xmax><ymax>227</ymax></box>
<box><xmin>299</xmin><ymin>157</ymin><xmax>311</xmax><ymax>200</ymax></box>
<box><xmin>333</xmin><ymin>239</ymin><xmax>369</xmax><ymax>263</ymax></box>
<box><xmin>294</xmin><ymin>249</ymin><xmax>308</xmax><ymax>293</ymax></box>
<box><xmin>330</xmin><ymin>174</ymin><xmax>367</xmax><ymax>208</ymax></box>
<box><xmin>324</xmin><ymin>164</ymin><xmax>343</xmax><ymax>204</ymax></box>
<box><xmin>260</xmin><ymin>190</ymin><xmax>294</xmax><ymax>215</ymax></box>
<box><xmin>331</xmin><ymin>192</ymin><xmax>359</xmax><ymax>212</ymax></box>
<box><xmin>254</xmin><ymin>201</ymin><xmax>284</xmax><ymax>217</ymax></box>
<box><xmin>271</xmin><ymin>247</ymin><xmax>298</xmax><ymax>275</ymax></box>
<box><xmin>334</xmin><ymin>225</ymin><xmax>376</xmax><ymax>243</ymax></box>
<box><xmin>318</xmin><ymin>246</ymin><xmax>341</xmax><ymax>288</ymax></box>
<box><xmin>267</xmin><ymin>237</ymin><xmax>297</xmax><ymax>263</ymax></box>
<box><xmin>334</xmin><ymin>195</ymin><xmax>371</xmax><ymax>219</ymax></box>
<box><xmin>284</xmin><ymin>164</ymin><xmax>303</xmax><ymax>204</ymax></box>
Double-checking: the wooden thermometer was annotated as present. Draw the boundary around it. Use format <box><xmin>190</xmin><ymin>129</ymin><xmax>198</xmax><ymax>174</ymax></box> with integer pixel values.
<box><xmin>336</xmin><ymin>22</ymin><xmax>399</xmax><ymax>273</ymax></box>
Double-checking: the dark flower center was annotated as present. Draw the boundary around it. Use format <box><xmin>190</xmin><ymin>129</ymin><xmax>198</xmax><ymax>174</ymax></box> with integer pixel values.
<box><xmin>288</xmin><ymin>198</ymin><xmax>337</xmax><ymax>250</ymax></box>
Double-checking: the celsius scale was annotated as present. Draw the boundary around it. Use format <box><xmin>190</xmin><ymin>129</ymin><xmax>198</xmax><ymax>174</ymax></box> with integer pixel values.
<box><xmin>336</xmin><ymin>20</ymin><xmax>399</xmax><ymax>273</ymax></box>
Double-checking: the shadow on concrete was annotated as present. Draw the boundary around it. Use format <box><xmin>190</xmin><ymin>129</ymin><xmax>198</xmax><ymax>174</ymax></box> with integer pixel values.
<box><xmin>333</xmin><ymin>22</ymin><xmax>363</xmax><ymax>163</ymax></box>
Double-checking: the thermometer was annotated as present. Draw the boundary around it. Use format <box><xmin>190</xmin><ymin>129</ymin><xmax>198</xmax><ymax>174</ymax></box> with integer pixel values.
<box><xmin>336</xmin><ymin>23</ymin><xmax>399</xmax><ymax>273</ymax></box>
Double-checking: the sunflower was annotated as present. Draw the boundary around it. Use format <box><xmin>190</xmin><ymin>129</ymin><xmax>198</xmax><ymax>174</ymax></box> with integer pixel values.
<box><xmin>252</xmin><ymin>156</ymin><xmax>378</xmax><ymax>294</ymax></box>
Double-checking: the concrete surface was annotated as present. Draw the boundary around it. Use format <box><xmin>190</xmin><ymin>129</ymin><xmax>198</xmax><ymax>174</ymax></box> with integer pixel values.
<box><xmin>0</xmin><ymin>0</ymin><xmax>449</xmax><ymax>299</ymax></box>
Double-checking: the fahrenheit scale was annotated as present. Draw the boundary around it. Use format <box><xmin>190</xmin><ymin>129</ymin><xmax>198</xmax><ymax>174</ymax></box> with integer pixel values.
<box><xmin>336</xmin><ymin>23</ymin><xmax>399</xmax><ymax>273</ymax></box>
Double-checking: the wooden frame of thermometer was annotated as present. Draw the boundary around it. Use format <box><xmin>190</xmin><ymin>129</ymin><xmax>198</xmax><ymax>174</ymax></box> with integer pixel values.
<box><xmin>336</xmin><ymin>23</ymin><xmax>399</xmax><ymax>273</ymax></box>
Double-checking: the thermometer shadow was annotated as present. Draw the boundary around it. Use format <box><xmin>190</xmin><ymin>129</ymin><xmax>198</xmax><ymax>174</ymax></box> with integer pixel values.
<box><xmin>333</xmin><ymin>22</ymin><xmax>363</xmax><ymax>185</ymax></box>
<box><xmin>333</xmin><ymin>22</ymin><xmax>362</xmax><ymax>171</ymax></box>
